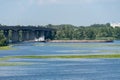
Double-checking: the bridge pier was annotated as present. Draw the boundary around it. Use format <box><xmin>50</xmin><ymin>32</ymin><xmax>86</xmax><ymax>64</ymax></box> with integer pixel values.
<box><xmin>21</xmin><ymin>30</ymin><xmax>25</xmax><ymax>41</ymax></box>
<box><xmin>35</xmin><ymin>30</ymin><xmax>39</xmax><ymax>39</ymax></box>
<box><xmin>26</xmin><ymin>30</ymin><xmax>30</xmax><ymax>41</ymax></box>
<box><xmin>3</xmin><ymin>30</ymin><xmax>9</xmax><ymax>41</ymax></box>
<box><xmin>29</xmin><ymin>30</ymin><xmax>35</xmax><ymax>40</ymax></box>
<box><xmin>11</xmin><ymin>30</ymin><xmax>19</xmax><ymax>43</ymax></box>
<box><xmin>22</xmin><ymin>30</ymin><xmax>29</xmax><ymax>41</ymax></box>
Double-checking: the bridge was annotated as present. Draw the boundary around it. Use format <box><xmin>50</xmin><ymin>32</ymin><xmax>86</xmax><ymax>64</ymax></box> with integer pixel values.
<box><xmin>0</xmin><ymin>26</ymin><xmax>55</xmax><ymax>43</ymax></box>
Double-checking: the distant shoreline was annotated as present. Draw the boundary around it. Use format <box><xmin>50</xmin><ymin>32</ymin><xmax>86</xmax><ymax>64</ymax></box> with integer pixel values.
<box><xmin>48</xmin><ymin>40</ymin><xmax>113</xmax><ymax>43</ymax></box>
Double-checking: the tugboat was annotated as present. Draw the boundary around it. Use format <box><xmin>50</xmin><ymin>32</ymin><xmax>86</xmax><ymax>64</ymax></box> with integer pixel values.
<box><xmin>34</xmin><ymin>36</ymin><xmax>46</xmax><ymax>42</ymax></box>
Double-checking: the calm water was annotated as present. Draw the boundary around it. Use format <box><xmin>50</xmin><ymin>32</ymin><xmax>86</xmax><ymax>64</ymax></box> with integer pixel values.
<box><xmin>0</xmin><ymin>41</ymin><xmax>120</xmax><ymax>80</ymax></box>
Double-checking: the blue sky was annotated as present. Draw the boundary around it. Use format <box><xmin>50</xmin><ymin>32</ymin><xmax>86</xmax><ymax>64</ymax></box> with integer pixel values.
<box><xmin>0</xmin><ymin>0</ymin><xmax>120</xmax><ymax>26</ymax></box>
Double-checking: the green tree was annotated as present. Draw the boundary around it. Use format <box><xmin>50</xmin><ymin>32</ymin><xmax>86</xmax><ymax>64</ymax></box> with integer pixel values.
<box><xmin>0</xmin><ymin>31</ymin><xmax>7</xmax><ymax>46</ymax></box>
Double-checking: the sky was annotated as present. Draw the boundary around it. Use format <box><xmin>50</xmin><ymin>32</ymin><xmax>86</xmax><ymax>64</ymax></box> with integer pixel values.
<box><xmin>0</xmin><ymin>0</ymin><xmax>120</xmax><ymax>26</ymax></box>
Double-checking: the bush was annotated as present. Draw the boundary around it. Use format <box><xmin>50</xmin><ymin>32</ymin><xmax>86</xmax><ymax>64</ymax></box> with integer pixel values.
<box><xmin>0</xmin><ymin>33</ymin><xmax>8</xmax><ymax>46</ymax></box>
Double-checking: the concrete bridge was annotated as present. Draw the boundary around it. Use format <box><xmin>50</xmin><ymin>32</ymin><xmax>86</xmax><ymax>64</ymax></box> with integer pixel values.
<box><xmin>0</xmin><ymin>26</ymin><xmax>55</xmax><ymax>43</ymax></box>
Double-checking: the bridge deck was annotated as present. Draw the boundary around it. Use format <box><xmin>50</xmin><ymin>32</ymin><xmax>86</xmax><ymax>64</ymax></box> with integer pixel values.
<box><xmin>0</xmin><ymin>26</ymin><xmax>54</xmax><ymax>31</ymax></box>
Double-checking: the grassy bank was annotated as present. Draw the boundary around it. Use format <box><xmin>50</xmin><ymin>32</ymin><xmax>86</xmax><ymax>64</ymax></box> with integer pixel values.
<box><xmin>13</xmin><ymin>54</ymin><xmax>120</xmax><ymax>59</ymax></box>
<box><xmin>0</xmin><ymin>54</ymin><xmax>120</xmax><ymax>60</ymax></box>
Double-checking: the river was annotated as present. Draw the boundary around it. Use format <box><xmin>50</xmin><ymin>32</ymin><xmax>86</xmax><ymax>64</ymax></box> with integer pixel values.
<box><xmin>0</xmin><ymin>41</ymin><xmax>120</xmax><ymax>80</ymax></box>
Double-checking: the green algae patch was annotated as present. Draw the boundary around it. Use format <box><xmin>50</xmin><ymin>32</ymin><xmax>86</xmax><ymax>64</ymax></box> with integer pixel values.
<box><xmin>1</xmin><ymin>54</ymin><xmax>120</xmax><ymax>63</ymax></box>
<box><xmin>0</xmin><ymin>62</ymin><xmax>31</xmax><ymax>66</ymax></box>
<box><xmin>0</xmin><ymin>57</ymin><xmax>11</xmax><ymax>61</ymax></box>
<box><xmin>11</xmin><ymin>54</ymin><xmax>120</xmax><ymax>59</ymax></box>
<box><xmin>0</xmin><ymin>46</ymin><xmax>12</xmax><ymax>50</ymax></box>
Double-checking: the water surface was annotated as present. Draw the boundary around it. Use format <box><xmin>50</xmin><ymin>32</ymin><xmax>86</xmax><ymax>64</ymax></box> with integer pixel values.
<box><xmin>0</xmin><ymin>41</ymin><xmax>120</xmax><ymax>80</ymax></box>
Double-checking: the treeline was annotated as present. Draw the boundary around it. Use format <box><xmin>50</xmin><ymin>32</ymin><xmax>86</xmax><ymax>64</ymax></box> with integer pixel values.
<box><xmin>46</xmin><ymin>23</ymin><xmax>120</xmax><ymax>40</ymax></box>
<box><xmin>0</xmin><ymin>31</ymin><xmax>7</xmax><ymax>46</ymax></box>
<box><xmin>0</xmin><ymin>23</ymin><xmax>120</xmax><ymax>46</ymax></box>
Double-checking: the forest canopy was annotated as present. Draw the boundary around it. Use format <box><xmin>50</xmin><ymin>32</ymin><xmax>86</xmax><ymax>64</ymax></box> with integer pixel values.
<box><xmin>46</xmin><ymin>23</ymin><xmax>120</xmax><ymax>40</ymax></box>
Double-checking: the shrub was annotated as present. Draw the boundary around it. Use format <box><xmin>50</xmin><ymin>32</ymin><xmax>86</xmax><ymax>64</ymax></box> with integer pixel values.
<box><xmin>0</xmin><ymin>32</ymin><xmax>8</xmax><ymax>46</ymax></box>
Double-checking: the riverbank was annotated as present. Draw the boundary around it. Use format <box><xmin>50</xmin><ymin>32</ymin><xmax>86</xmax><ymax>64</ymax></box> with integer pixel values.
<box><xmin>48</xmin><ymin>40</ymin><xmax>113</xmax><ymax>43</ymax></box>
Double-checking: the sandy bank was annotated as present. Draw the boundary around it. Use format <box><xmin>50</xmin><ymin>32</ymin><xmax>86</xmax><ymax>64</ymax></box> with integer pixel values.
<box><xmin>48</xmin><ymin>40</ymin><xmax>113</xmax><ymax>43</ymax></box>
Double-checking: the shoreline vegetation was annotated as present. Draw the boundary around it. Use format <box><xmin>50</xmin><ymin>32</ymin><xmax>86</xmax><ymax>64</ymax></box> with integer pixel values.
<box><xmin>1</xmin><ymin>54</ymin><xmax>120</xmax><ymax>61</ymax></box>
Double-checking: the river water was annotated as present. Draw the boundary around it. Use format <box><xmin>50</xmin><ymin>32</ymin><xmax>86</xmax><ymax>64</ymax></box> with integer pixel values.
<box><xmin>0</xmin><ymin>41</ymin><xmax>120</xmax><ymax>80</ymax></box>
